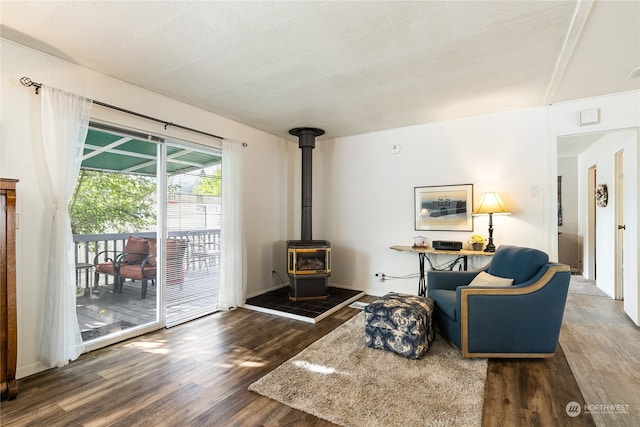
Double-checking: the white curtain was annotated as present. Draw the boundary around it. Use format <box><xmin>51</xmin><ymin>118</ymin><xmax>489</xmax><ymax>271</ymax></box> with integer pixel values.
<box><xmin>218</xmin><ymin>138</ymin><xmax>246</xmax><ymax>309</ymax></box>
<box><xmin>39</xmin><ymin>86</ymin><xmax>92</xmax><ymax>367</ymax></box>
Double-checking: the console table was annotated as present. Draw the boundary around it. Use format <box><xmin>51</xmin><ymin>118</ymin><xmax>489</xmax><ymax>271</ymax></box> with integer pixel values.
<box><xmin>390</xmin><ymin>245</ymin><xmax>494</xmax><ymax>297</ymax></box>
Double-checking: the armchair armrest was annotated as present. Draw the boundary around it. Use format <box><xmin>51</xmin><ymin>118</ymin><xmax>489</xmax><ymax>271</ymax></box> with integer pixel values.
<box><xmin>140</xmin><ymin>255</ymin><xmax>157</xmax><ymax>279</ymax></box>
<box><xmin>93</xmin><ymin>250</ymin><xmax>117</xmax><ymax>266</ymax></box>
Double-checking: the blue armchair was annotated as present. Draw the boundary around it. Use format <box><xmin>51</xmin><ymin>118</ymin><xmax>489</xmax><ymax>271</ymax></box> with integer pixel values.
<box><xmin>427</xmin><ymin>245</ymin><xmax>570</xmax><ymax>358</ymax></box>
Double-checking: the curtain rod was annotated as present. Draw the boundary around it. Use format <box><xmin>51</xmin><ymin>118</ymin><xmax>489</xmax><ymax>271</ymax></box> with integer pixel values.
<box><xmin>20</xmin><ymin>76</ymin><xmax>247</xmax><ymax>146</ymax></box>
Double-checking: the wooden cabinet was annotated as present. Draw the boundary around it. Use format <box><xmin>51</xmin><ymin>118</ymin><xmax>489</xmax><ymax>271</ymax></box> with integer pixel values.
<box><xmin>1</xmin><ymin>178</ymin><xmax>18</xmax><ymax>400</ymax></box>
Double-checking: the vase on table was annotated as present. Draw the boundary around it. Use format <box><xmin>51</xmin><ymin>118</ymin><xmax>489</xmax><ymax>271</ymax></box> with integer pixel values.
<box><xmin>472</xmin><ymin>242</ymin><xmax>483</xmax><ymax>251</ymax></box>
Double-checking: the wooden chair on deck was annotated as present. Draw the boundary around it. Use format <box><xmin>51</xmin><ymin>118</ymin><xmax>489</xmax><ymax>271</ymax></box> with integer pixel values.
<box><xmin>94</xmin><ymin>236</ymin><xmax>149</xmax><ymax>295</ymax></box>
<box><xmin>118</xmin><ymin>238</ymin><xmax>157</xmax><ymax>299</ymax></box>
<box><xmin>186</xmin><ymin>232</ymin><xmax>219</xmax><ymax>271</ymax></box>
<box><xmin>95</xmin><ymin>236</ymin><xmax>187</xmax><ymax>299</ymax></box>
<box><xmin>118</xmin><ymin>238</ymin><xmax>187</xmax><ymax>298</ymax></box>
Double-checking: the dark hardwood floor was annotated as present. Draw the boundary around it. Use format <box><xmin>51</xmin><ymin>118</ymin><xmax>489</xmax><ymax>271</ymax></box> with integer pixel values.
<box><xmin>1</xmin><ymin>296</ymin><xmax>594</xmax><ymax>427</ymax></box>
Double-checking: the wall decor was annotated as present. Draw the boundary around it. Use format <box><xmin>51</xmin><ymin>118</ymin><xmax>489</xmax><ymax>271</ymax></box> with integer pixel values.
<box><xmin>415</xmin><ymin>184</ymin><xmax>473</xmax><ymax>231</ymax></box>
<box><xmin>557</xmin><ymin>176</ymin><xmax>563</xmax><ymax>226</ymax></box>
<box><xmin>595</xmin><ymin>184</ymin><xmax>608</xmax><ymax>207</ymax></box>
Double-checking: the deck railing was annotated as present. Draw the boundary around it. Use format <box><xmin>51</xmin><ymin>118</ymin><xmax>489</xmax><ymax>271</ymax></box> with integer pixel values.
<box><xmin>73</xmin><ymin>229</ymin><xmax>221</xmax><ymax>289</ymax></box>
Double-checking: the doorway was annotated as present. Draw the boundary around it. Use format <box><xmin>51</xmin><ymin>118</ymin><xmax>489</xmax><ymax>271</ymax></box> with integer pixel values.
<box><xmin>165</xmin><ymin>141</ymin><xmax>221</xmax><ymax>326</ymax></box>
<box><xmin>73</xmin><ymin>125</ymin><xmax>222</xmax><ymax>348</ymax></box>
<box><xmin>614</xmin><ymin>150</ymin><xmax>624</xmax><ymax>300</ymax></box>
<box><xmin>556</xmin><ymin>127</ymin><xmax>639</xmax><ymax>325</ymax></box>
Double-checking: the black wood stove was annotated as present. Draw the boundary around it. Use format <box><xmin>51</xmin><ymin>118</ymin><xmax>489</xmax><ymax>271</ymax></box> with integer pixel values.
<box><xmin>286</xmin><ymin>127</ymin><xmax>331</xmax><ymax>301</ymax></box>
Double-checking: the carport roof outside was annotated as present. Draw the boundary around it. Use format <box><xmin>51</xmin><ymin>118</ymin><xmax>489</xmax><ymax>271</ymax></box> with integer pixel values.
<box><xmin>81</xmin><ymin>127</ymin><xmax>222</xmax><ymax>176</ymax></box>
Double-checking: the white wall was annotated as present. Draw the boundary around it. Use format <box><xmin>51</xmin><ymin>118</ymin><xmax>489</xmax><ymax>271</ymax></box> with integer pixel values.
<box><xmin>553</xmin><ymin>91</ymin><xmax>640</xmax><ymax>326</ymax></box>
<box><xmin>558</xmin><ymin>157</ymin><xmax>581</xmax><ymax>272</ymax></box>
<box><xmin>0</xmin><ymin>39</ymin><xmax>290</xmax><ymax>378</ymax></box>
<box><xmin>314</xmin><ymin>107</ymin><xmax>557</xmax><ymax>296</ymax></box>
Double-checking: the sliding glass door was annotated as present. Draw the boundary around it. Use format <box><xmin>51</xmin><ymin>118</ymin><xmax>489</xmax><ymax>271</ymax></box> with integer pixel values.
<box><xmin>73</xmin><ymin>125</ymin><xmax>221</xmax><ymax>346</ymax></box>
<box><xmin>165</xmin><ymin>141</ymin><xmax>221</xmax><ymax>326</ymax></box>
<box><xmin>73</xmin><ymin>127</ymin><xmax>160</xmax><ymax>343</ymax></box>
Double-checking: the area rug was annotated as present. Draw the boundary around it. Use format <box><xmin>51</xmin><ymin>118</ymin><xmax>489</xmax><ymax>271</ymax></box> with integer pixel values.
<box><xmin>248</xmin><ymin>312</ymin><xmax>487</xmax><ymax>427</ymax></box>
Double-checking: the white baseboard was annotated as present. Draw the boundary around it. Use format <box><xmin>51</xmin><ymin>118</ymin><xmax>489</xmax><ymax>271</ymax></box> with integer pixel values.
<box><xmin>364</xmin><ymin>288</ymin><xmax>389</xmax><ymax>297</ymax></box>
<box><xmin>17</xmin><ymin>360</ymin><xmax>50</xmax><ymax>379</ymax></box>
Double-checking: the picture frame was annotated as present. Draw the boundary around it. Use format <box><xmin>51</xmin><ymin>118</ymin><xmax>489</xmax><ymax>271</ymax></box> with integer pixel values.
<box><xmin>414</xmin><ymin>184</ymin><xmax>474</xmax><ymax>231</ymax></box>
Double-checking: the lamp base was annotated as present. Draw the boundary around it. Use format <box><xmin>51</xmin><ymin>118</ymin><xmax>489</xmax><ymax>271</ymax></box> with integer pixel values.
<box><xmin>483</xmin><ymin>241</ymin><xmax>496</xmax><ymax>253</ymax></box>
<box><xmin>484</xmin><ymin>213</ymin><xmax>496</xmax><ymax>252</ymax></box>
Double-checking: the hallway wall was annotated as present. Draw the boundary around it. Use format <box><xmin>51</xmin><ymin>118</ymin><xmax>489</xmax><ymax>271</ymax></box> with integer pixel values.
<box><xmin>558</xmin><ymin>157</ymin><xmax>581</xmax><ymax>273</ymax></box>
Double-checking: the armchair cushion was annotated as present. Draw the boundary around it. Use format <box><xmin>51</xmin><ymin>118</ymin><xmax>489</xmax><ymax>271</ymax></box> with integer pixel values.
<box><xmin>118</xmin><ymin>264</ymin><xmax>155</xmax><ymax>281</ymax></box>
<box><xmin>468</xmin><ymin>271</ymin><xmax>514</xmax><ymax>287</ymax></box>
<box><xmin>95</xmin><ymin>262</ymin><xmax>117</xmax><ymax>276</ymax></box>
<box><xmin>428</xmin><ymin>270</ymin><xmax>483</xmax><ymax>291</ymax></box>
<box><xmin>147</xmin><ymin>238</ymin><xmax>157</xmax><ymax>266</ymax></box>
<box><xmin>122</xmin><ymin>236</ymin><xmax>149</xmax><ymax>264</ymax></box>
<box><xmin>428</xmin><ymin>289</ymin><xmax>457</xmax><ymax>320</ymax></box>
<box><xmin>486</xmin><ymin>245</ymin><xmax>548</xmax><ymax>283</ymax></box>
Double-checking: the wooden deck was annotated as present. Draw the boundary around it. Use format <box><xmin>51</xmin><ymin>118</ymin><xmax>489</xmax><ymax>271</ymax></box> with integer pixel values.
<box><xmin>76</xmin><ymin>266</ymin><xmax>220</xmax><ymax>340</ymax></box>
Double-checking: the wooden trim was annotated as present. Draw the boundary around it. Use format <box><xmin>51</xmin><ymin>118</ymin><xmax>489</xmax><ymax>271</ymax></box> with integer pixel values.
<box><xmin>465</xmin><ymin>351</ymin><xmax>555</xmax><ymax>359</ymax></box>
<box><xmin>0</xmin><ymin>179</ymin><xmax>19</xmax><ymax>191</ymax></box>
<box><xmin>390</xmin><ymin>245</ymin><xmax>495</xmax><ymax>257</ymax></box>
<box><xmin>459</xmin><ymin>264</ymin><xmax>569</xmax><ymax>358</ymax></box>
<box><xmin>1</xmin><ymin>178</ymin><xmax>18</xmax><ymax>400</ymax></box>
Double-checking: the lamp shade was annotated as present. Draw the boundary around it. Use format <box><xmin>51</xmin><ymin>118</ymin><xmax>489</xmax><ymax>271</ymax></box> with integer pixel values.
<box><xmin>473</xmin><ymin>192</ymin><xmax>511</xmax><ymax>215</ymax></box>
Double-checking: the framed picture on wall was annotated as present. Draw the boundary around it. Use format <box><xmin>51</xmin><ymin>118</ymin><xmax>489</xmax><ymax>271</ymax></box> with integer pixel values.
<box><xmin>414</xmin><ymin>184</ymin><xmax>474</xmax><ymax>231</ymax></box>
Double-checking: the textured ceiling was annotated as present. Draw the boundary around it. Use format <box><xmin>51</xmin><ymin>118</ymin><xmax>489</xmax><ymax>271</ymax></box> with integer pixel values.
<box><xmin>1</xmin><ymin>1</ymin><xmax>639</xmax><ymax>140</ymax></box>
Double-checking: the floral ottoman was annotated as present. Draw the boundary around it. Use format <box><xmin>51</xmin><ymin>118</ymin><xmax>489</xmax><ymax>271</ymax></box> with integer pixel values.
<box><xmin>364</xmin><ymin>292</ymin><xmax>435</xmax><ymax>359</ymax></box>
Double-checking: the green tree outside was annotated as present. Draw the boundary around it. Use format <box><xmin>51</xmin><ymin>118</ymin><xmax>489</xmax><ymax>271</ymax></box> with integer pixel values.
<box><xmin>192</xmin><ymin>168</ymin><xmax>222</xmax><ymax>196</ymax></box>
<box><xmin>69</xmin><ymin>170</ymin><xmax>157</xmax><ymax>235</ymax></box>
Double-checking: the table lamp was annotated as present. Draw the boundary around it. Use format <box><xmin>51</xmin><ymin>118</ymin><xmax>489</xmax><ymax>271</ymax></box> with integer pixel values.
<box><xmin>472</xmin><ymin>192</ymin><xmax>511</xmax><ymax>252</ymax></box>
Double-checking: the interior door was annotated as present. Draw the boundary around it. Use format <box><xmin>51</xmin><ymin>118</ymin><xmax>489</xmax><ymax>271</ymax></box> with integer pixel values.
<box><xmin>587</xmin><ymin>165</ymin><xmax>597</xmax><ymax>280</ymax></box>
<box><xmin>615</xmin><ymin>150</ymin><xmax>624</xmax><ymax>300</ymax></box>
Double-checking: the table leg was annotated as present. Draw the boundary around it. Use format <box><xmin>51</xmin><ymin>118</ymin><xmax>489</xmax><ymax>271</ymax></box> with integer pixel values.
<box><xmin>76</xmin><ymin>265</ymin><xmax>95</xmax><ymax>297</ymax></box>
<box><xmin>85</xmin><ymin>268</ymin><xmax>91</xmax><ymax>296</ymax></box>
<box><xmin>418</xmin><ymin>253</ymin><xmax>427</xmax><ymax>297</ymax></box>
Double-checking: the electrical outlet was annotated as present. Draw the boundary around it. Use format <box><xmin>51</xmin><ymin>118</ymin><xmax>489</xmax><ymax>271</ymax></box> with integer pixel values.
<box><xmin>271</xmin><ymin>270</ymin><xmax>276</xmax><ymax>277</ymax></box>
<box><xmin>375</xmin><ymin>272</ymin><xmax>385</xmax><ymax>283</ymax></box>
